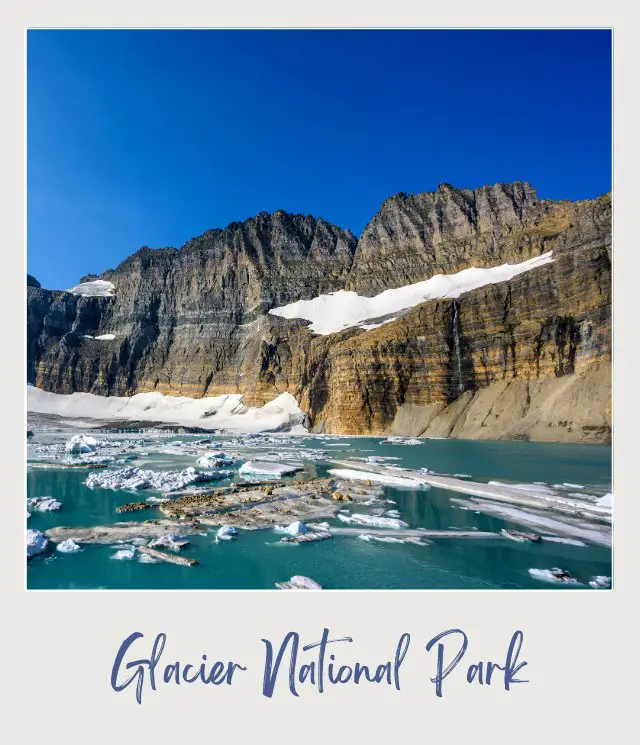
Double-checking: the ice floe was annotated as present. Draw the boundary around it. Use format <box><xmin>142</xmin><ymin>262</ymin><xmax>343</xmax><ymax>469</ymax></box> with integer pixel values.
<box><xmin>528</xmin><ymin>568</ymin><xmax>582</xmax><ymax>586</ymax></box>
<box><xmin>65</xmin><ymin>434</ymin><xmax>107</xmax><ymax>454</ymax></box>
<box><xmin>216</xmin><ymin>525</ymin><xmax>238</xmax><ymax>541</ymax></box>
<box><xmin>596</xmin><ymin>492</ymin><xmax>613</xmax><ymax>509</ymax></box>
<box><xmin>27</xmin><ymin>529</ymin><xmax>48</xmax><ymax>557</ymax></box>
<box><xmin>275</xmin><ymin>575</ymin><xmax>322</xmax><ymax>590</ymax></box>
<box><xmin>328</xmin><ymin>467</ymin><xmax>428</xmax><ymax>489</ymax></box>
<box><xmin>274</xmin><ymin>521</ymin><xmax>308</xmax><ymax>536</ymax></box>
<box><xmin>85</xmin><ymin>466</ymin><xmax>225</xmax><ymax>492</ymax></box>
<box><xmin>269</xmin><ymin>252</ymin><xmax>553</xmax><ymax>335</ymax></box>
<box><xmin>66</xmin><ymin>279</ymin><xmax>115</xmax><ymax>297</ymax></box>
<box><xmin>337</xmin><ymin>513</ymin><xmax>409</xmax><ymax>529</ymax></box>
<box><xmin>28</xmin><ymin>387</ymin><xmax>307</xmax><ymax>433</ymax></box>
<box><xmin>56</xmin><ymin>538</ymin><xmax>81</xmax><ymax>553</ymax></box>
<box><xmin>380</xmin><ymin>437</ymin><xmax>423</xmax><ymax>445</ymax></box>
<box><xmin>197</xmin><ymin>452</ymin><xmax>236</xmax><ymax>468</ymax></box>
<box><xmin>589</xmin><ymin>575</ymin><xmax>611</xmax><ymax>589</ymax></box>
<box><xmin>239</xmin><ymin>460</ymin><xmax>302</xmax><ymax>479</ymax></box>
<box><xmin>27</xmin><ymin>496</ymin><xmax>62</xmax><ymax>512</ymax></box>
<box><xmin>111</xmin><ymin>548</ymin><xmax>136</xmax><ymax>560</ymax></box>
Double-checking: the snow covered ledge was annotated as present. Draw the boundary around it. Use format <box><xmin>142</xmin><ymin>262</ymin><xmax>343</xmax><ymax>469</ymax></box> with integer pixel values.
<box><xmin>269</xmin><ymin>251</ymin><xmax>554</xmax><ymax>335</ymax></box>
<box><xmin>66</xmin><ymin>279</ymin><xmax>115</xmax><ymax>297</ymax></box>
<box><xmin>27</xmin><ymin>387</ymin><xmax>307</xmax><ymax>434</ymax></box>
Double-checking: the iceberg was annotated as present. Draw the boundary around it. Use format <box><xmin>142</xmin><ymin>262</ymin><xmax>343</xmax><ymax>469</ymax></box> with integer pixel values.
<box><xmin>85</xmin><ymin>466</ymin><xmax>226</xmax><ymax>492</ymax></box>
<box><xmin>337</xmin><ymin>512</ymin><xmax>409</xmax><ymax>529</ymax></box>
<box><xmin>380</xmin><ymin>437</ymin><xmax>423</xmax><ymax>445</ymax></box>
<box><xmin>65</xmin><ymin>434</ymin><xmax>103</xmax><ymax>454</ymax></box>
<box><xmin>112</xmin><ymin>548</ymin><xmax>135</xmax><ymax>561</ymax></box>
<box><xmin>216</xmin><ymin>525</ymin><xmax>238</xmax><ymax>541</ymax></box>
<box><xmin>328</xmin><ymin>468</ymin><xmax>428</xmax><ymax>489</ymax></box>
<box><xmin>197</xmin><ymin>452</ymin><xmax>236</xmax><ymax>468</ymax></box>
<box><xmin>27</xmin><ymin>529</ymin><xmax>48</xmax><ymax>557</ymax></box>
<box><xmin>238</xmin><ymin>460</ymin><xmax>302</xmax><ymax>479</ymax></box>
<box><xmin>275</xmin><ymin>575</ymin><xmax>322</xmax><ymax>590</ymax></box>
<box><xmin>588</xmin><ymin>575</ymin><xmax>611</xmax><ymax>589</ymax></box>
<box><xmin>27</xmin><ymin>496</ymin><xmax>62</xmax><ymax>512</ymax></box>
<box><xmin>57</xmin><ymin>538</ymin><xmax>81</xmax><ymax>553</ymax></box>
<box><xmin>528</xmin><ymin>568</ymin><xmax>581</xmax><ymax>586</ymax></box>
<box><xmin>274</xmin><ymin>521</ymin><xmax>308</xmax><ymax>536</ymax></box>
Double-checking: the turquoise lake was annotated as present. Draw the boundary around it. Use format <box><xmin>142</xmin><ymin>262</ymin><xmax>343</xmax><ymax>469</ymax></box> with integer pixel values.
<box><xmin>26</xmin><ymin>434</ymin><xmax>612</xmax><ymax>590</ymax></box>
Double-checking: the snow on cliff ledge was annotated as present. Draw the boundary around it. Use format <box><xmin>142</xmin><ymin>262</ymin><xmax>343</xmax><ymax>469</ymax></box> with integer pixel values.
<box><xmin>27</xmin><ymin>388</ymin><xmax>307</xmax><ymax>433</ymax></box>
<box><xmin>66</xmin><ymin>279</ymin><xmax>115</xmax><ymax>297</ymax></box>
<box><xmin>269</xmin><ymin>252</ymin><xmax>553</xmax><ymax>335</ymax></box>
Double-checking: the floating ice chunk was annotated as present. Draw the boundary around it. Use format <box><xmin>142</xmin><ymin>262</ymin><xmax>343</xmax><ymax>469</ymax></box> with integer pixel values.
<box><xmin>27</xmin><ymin>496</ymin><xmax>62</xmax><ymax>512</ymax></box>
<box><xmin>380</xmin><ymin>437</ymin><xmax>423</xmax><ymax>445</ymax></box>
<box><xmin>274</xmin><ymin>521</ymin><xmax>308</xmax><ymax>536</ymax></box>
<box><xmin>63</xmin><ymin>454</ymin><xmax>116</xmax><ymax>466</ymax></box>
<box><xmin>138</xmin><ymin>553</ymin><xmax>158</xmax><ymax>563</ymax></box>
<box><xmin>328</xmin><ymin>468</ymin><xmax>428</xmax><ymax>489</ymax></box>
<box><xmin>238</xmin><ymin>460</ymin><xmax>302</xmax><ymax>479</ymax></box>
<box><xmin>27</xmin><ymin>529</ymin><xmax>48</xmax><ymax>557</ymax></box>
<box><xmin>528</xmin><ymin>568</ymin><xmax>581</xmax><ymax>586</ymax></box>
<box><xmin>57</xmin><ymin>539</ymin><xmax>81</xmax><ymax>553</ymax></box>
<box><xmin>596</xmin><ymin>493</ymin><xmax>613</xmax><ymax>509</ymax></box>
<box><xmin>66</xmin><ymin>279</ymin><xmax>115</xmax><ymax>297</ymax></box>
<box><xmin>562</xmin><ymin>483</ymin><xmax>585</xmax><ymax>490</ymax></box>
<box><xmin>86</xmin><ymin>466</ymin><xmax>225</xmax><ymax>492</ymax></box>
<box><xmin>197</xmin><ymin>452</ymin><xmax>236</xmax><ymax>468</ymax></box>
<box><xmin>65</xmin><ymin>434</ymin><xmax>102</xmax><ymax>454</ymax></box>
<box><xmin>276</xmin><ymin>575</ymin><xmax>322</xmax><ymax>590</ymax></box>
<box><xmin>149</xmin><ymin>534</ymin><xmax>189</xmax><ymax>551</ymax></box>
<box><xmin>488</xmin><ymin>481</ymin><xmax>558</xmax><ymax>496</ymax></box>
<box><xmin>589</xmin><ymin>575</ymin><xmax>611</xmax><ymax>589</ymax></box>
<box><xmin>337</xmin><ymin>513</ymin><xmax>408</xmax><ymax>529</ymax></box>
<box><xmin>541</xmin><ymin>536</ymin><xmax>587</xmax><ymax>547</ymax></box>
<box><xmin>112</xmin><ymin>549</ymin><xmax>135</xmax><ymax>561</ymax></box>
<box><xmin>216</xmin><ymin>525</ymin><xmax>238</xmax><ymax>541</ymax></box>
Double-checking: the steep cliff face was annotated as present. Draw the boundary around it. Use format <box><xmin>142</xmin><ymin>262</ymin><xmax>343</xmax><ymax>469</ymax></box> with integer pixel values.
<box><xmin>27</xmin><ymin>183</ymin><xmax>612</xmax><ymax>442</ymax></box>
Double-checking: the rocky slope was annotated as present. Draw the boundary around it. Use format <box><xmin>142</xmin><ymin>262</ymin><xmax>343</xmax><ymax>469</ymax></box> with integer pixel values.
<box><xmin>27</xmin><ymin>182</ymin><xmax>612</xmax><ymax>442</ymax></box>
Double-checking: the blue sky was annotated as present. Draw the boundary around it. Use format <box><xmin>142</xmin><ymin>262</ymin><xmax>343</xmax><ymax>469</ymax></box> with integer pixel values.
<box><xmin>28</xmin><ymin>29</ymin><xmax>612</xmax><ymax>290</ymax></box>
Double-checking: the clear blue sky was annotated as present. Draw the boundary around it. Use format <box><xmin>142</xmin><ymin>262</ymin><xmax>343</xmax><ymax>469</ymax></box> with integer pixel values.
<box><xmin>27</xmin><ymin>29</ymin><xmax>612</xmax><ymax>290</ymax></box>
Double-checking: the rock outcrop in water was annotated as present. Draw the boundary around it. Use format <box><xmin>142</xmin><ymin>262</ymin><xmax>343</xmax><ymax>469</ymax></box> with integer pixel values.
<box><xmin>27</xmin><ymin>182</ymin><xmax>611</xmax><ymax>442</ymax></box>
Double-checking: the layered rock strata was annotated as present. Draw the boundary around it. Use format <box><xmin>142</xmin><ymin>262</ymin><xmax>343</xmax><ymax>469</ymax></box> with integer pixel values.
<box><xmin>27</xmin><ymin>183</ymin><xmax>612</xmax><ymax>442</ymax></box>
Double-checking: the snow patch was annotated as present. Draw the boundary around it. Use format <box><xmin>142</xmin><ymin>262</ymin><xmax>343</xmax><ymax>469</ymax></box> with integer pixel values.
<box><xmin>269</xmin><ymin>252</ymin><xmax>553</xmax><ymax>335</ymax></box>
<box><xmin>66</xmin><ymin>279</ymin><xmax>115</xmax><ymax>297</ymax></box>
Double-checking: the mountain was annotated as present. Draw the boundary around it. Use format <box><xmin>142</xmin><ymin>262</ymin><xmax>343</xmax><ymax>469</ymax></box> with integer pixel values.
<box><xmin>27</xmin><ymin>182</ymin><xmax>611</xmax><ymax>442</ymax></box>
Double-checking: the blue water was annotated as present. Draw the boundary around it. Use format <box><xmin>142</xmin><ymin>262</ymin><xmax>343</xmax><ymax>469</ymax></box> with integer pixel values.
<box><xmin>26</xmin><ymin>435</ymin><xmax>612</xmax><ymax>590</ymax></box>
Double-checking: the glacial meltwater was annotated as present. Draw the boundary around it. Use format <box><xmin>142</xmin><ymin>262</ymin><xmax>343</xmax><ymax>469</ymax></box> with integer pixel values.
<box><xmin>26</xmin><ymin>430</ymin><xmax>612</xmax><ymax>590</ymax></box>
